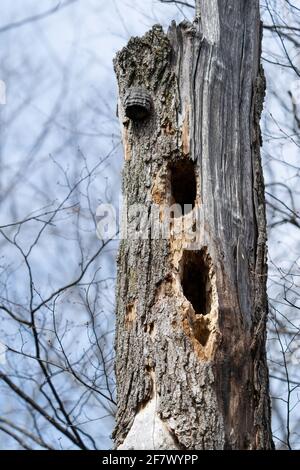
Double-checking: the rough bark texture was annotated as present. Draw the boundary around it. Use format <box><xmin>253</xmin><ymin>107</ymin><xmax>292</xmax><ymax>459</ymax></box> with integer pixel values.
<box><xmin>113</xmin><ymin>0</ymin><xmax>273</xmax><ymax>450</ymax></box>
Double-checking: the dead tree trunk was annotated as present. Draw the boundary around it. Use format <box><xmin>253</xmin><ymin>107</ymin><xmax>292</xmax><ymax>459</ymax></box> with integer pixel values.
<box><xmin>113</xmin><ymin>0</ymin><xmax>273</xmax><ymax>450</ymax></box>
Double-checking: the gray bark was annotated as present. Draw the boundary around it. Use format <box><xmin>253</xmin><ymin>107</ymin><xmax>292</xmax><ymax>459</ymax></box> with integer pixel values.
<box><xmin>113</xmin><ymin>0</ymin><xmax>273</xmax><ymax>450</ymax></box>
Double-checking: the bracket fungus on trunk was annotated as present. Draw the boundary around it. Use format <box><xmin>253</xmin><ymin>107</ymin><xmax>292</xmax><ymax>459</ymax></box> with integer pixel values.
<box><xmin>124</xmin><ymin>87</ymin><xmax>153</xmax><ymax>121</ymax></box>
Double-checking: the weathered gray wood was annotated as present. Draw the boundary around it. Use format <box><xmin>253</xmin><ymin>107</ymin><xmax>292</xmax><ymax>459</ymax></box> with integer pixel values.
<box><xmin>113</xmin><ymin>0</ymin><xmax>273</xmax><ymax>450</ymax></box>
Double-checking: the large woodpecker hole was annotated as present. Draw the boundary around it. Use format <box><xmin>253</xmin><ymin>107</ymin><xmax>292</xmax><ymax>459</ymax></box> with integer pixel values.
<box><xmin>181</xmin><ymin>249</ymin><xmax>212</xmax><ymax>316</ymax></box>
<box><xmin>169</xmin><ymin>160</ymin><xmax>196</xmax><ymax>216</ymax></box>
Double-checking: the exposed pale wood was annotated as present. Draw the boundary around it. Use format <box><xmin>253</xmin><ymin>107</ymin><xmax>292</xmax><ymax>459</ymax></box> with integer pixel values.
<box><xmin>113</xmin><ymin>0</ymin><xmax>273</xmax><ymax>450</ymax></box>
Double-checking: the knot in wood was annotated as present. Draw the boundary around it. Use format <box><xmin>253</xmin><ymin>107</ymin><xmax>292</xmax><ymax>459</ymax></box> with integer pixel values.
<box><xmin>124</xmin><ymin>87</ymin><xmax>152</xmax><ymax>121</ymax></box>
